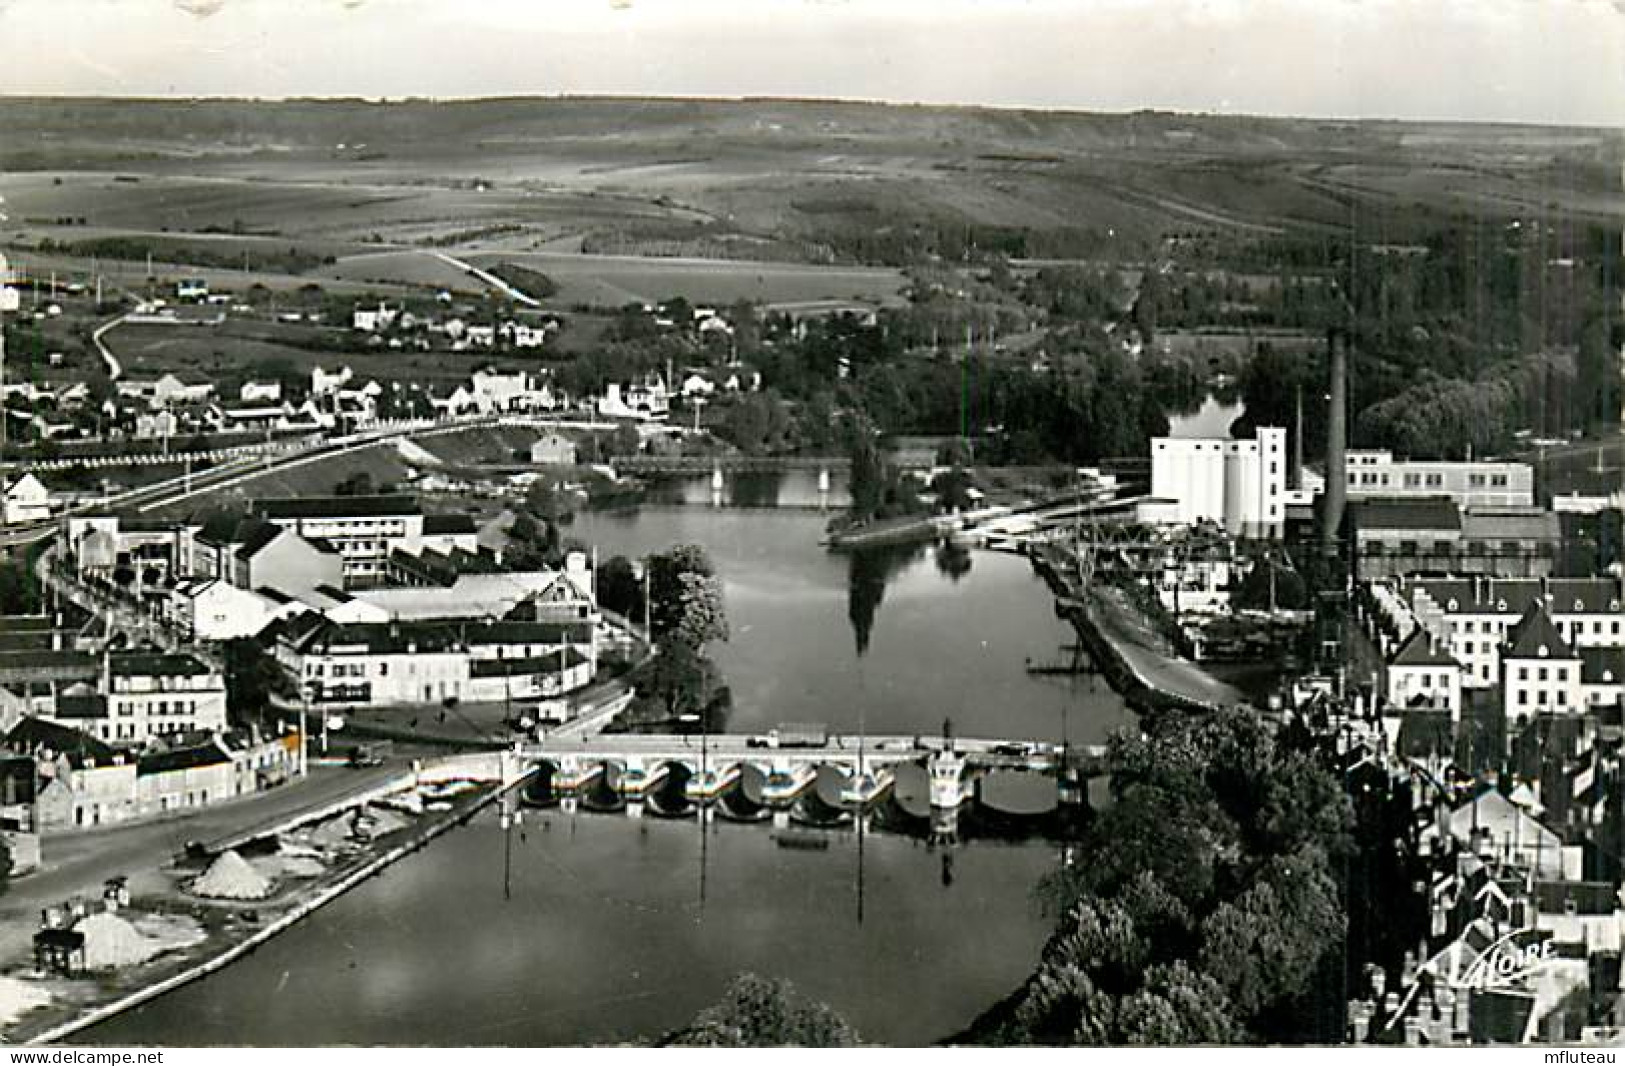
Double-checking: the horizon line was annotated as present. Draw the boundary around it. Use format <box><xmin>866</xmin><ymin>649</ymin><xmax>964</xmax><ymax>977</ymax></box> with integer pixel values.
<box><xmin>1</xmin><ymin>90</ymin><xmax>1621</xmax><ymax>133</ymax></box>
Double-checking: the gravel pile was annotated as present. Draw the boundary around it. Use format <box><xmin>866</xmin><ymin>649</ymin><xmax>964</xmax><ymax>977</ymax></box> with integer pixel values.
<box><xmin>77</xmin><ymin>910</ymin><xmax>162</xmax><ymax>970</ymax></box>
<box><xmin>0</xmin><ymin>976</ymin><xmax>50</xmax><ymax>1028</ymax></box>
<box><xmin>190</xmin><ymin>849</ymin><xmax>272</xmax><ymax>901</ymax></box>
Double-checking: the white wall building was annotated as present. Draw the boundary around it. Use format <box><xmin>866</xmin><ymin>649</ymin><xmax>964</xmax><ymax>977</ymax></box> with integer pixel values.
<box><xmin>4</xmin><ymin>473</ymin><xmax>53</xmax><ymax>524</ymax></box>
<box><xmin>254</xmin><ymin>496</ymin><xmax>426</xmax><ymax>587</ymax></box>
<box><xmin>52</xmin><ymin>653</ymin><xmax>228</xmax><ymax>745</ymax></box>
<box><xmin>1344</xmin><ymin>449</ymin><xmax>1534</xmax><ymax>508</ymax></box>
<box><xmin>166</xmin><ymin>579</ymin><xmax>287</xmax><ymax>641</ymax></box>
<box><xmin>1386</xmin><ymin>628</ymin><xmax>1464</xmax><ymax>718</ymax></box>
<box><xmin>1501</xmin><ymin>604</ymin><xmax>1586</xmax><ymax>718</ymax></box>
<box><xmin>1149</xmin><ymin>426</ymin><xmax>1286</xmax><ymax>539</ymax></box>
<box><xmin>1404</xmin><ymin>577</ymin><xmax>1623</xmax><ymax>690</ymax></box>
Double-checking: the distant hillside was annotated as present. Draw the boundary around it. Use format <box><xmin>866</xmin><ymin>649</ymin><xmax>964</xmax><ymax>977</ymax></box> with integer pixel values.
<box><xmin>1</xmin><ymin>95</ymin><xmax>1619</xmax><ymax>264</ymax></box>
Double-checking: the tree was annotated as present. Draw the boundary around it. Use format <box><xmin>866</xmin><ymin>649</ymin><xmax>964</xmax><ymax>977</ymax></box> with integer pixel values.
<box><xmin>637</xmin><ymin>638</ymin><xmax>715</xmax><ymax>721</ymax></box>
<box><xmin>929</xmin><ymin>467</ymin><xmax>976</xmax><ymax>512</ymax></box>
<box><xmin>525</xmin><ymin>479</ymin><xmax>577</xmax><ymax>523</ymax></box>
<box><xmin>334</xmin><ymin>471</ymin><xmax>375</xmax><ymax>497</ymax></box>
<box><xmin>224</xmin><ymin>637</ymin><xmax>295</xmax><ymax>723</ymax></box>
<box><xmin>611</xmin><ymin>422</ymin><xmax>641</xmax><ymax>457</ymax></box>
<box><xmin>967</xmin><ymin>707</ymin><xmax>1352</xmax><ymax>1046</ymax></box>
<box><xmin>847</xmin><ymin>432</ymin><xmax>885</xmax><ymax>521</ymax></box>
<box><xmin>596</xmin><ymin>555</ymin><xmax>644</xmax><ymax>621</ymax></box>
<box><xmin>648</xmin><ymin>544</ymin><xmax>728</xmax><ymax>647</ymax></box>
<box><xmin>1230</xmin><ymin>557</ymin><xmax>1309</xmax><ymax>612</ymax></box>
<box><xmin>0</xmin><ymin>557</ymin><xmax>40</xmax><ymax>615</ymax></box>
<box><xmin>667</xmin><ymin>974</ymin><xmax>859</xmax><ymax>1047</ymax></box>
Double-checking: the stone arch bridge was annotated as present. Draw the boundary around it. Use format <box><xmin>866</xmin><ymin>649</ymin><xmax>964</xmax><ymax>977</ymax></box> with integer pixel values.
<box><xmin>516</xmin><ymin>733</ymin><xmax>1109</xmax><ymax>841</ymax></box>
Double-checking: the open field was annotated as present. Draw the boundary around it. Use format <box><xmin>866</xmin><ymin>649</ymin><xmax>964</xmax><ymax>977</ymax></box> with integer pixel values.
<box><xmin>2</xmin><ymin>99</ymin><xmax>1616</xmax><ymax>275</ymax></box>
<box><xmin>148</xmin><ymin>442</ymin><xmax>419</xmax><ymax>520</ymax></box>
<box><xmin>460</xmin><ymin>250</ymin><xmax>906</xmax><ymax>308</ymax></box>
<box><xmin>103</xmin><ymin>321</ymin><xmax>502</xmax><ymax>386</ymax></box>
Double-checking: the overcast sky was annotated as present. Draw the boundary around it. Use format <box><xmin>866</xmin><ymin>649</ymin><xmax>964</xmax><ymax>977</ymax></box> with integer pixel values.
<box><xmin>1</xmin><ymin>0</ymin><xmax>1621</xmax><ymax>126</ymax></box>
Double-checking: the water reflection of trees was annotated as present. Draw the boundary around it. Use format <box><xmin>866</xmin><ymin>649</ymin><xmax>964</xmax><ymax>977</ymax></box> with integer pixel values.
<box><xmin>933</xmin><ymin>542</ymin><xmax>973</xmax><ymax>583</ymax></box>
<box><xmin>846</xmin><ymin>544</ymin><xmax>924</xmax><ymax>656</ymax></box>
<box><xmin>729</xmin><ymin>472</ymin><xmax>783</xmax><ymax>509</ymax></box>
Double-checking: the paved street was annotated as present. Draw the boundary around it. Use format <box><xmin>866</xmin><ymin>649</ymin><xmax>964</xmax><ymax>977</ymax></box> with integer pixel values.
<box><xmin>0</xmin><ymin>764</ymin><xmax>400</xmax><ymax>963</ymax></box>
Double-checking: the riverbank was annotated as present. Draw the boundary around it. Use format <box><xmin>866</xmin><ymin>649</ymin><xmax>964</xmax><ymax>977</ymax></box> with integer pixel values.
<box><xmin>1029</xmin><ymin>546</ymin><xmax>1244</xmax><ymax>715</ymax></box>
<box><xmin>823</xmin><ymin>512</ymin><xmax>951</xmax><ymax>550</ymax></box>
<box><xmin>2</xmin><ymin>762</ymin><xmax>512</xmax><ymax>1045</ymax></box>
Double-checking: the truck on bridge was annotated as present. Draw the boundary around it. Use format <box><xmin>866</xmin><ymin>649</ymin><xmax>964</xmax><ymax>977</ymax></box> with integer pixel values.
<box><xmin>756</xmin><ymin>723</ymin><xmax>828</xmax><ymax>749</ymax></box>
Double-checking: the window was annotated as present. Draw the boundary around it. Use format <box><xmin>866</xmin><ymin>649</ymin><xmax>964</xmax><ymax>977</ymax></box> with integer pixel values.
<box><xmin>1538</xmin><ymin>667</ymin><xmax>1548</xmax><ymax>681</ymax></box>
<box><xmin>1518</xmin><ymin>667</ymin><xmax>1529</xmax><ymax>681</ymax></box>
<box><xmin>1491</xmin><ymin>474</ymin><xmax>1508</xmax><ymax>487</ymax></box>
<box><xmin>1518</xmin><ymin>690</ymin><xmax>1529</xmax><ymax>705</ymax></box>
<box><xmin>379</xmin><ymin>662</ymin><xmax>389</xmax><ymax>676</ymax></box>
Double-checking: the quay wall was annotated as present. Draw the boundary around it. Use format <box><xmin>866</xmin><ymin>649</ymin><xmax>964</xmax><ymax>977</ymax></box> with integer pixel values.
<box><xmin>19</xmin><ymin>765</ymin><xmax>518</xmax><ymax>1046</ymax></box>
<box><xmin>1028</xmin><ymin>549</ymin><xmax>1218</xmax><ymax>717</ymax></box>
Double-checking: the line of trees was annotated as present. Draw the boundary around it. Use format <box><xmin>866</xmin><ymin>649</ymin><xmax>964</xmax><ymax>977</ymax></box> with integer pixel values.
<box><xmin>963</xmin><ymin>707</ymin><xmax>1351</xmax><ymax>1045</ymax></box>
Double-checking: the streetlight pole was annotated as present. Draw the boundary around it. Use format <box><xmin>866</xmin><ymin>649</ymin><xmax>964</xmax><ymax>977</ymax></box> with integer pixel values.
<box><xmin>642</xmin><ymin>556</ymin><xmax>652</xmax><ymax>643</ymax></box>
<box><xmin>299</xmin><ymin>680</ymin><xmax>315</xmax><ymax>776</ymax></box>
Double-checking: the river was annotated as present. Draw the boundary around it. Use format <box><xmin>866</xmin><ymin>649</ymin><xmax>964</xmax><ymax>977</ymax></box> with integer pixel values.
<box><xmin>87</xmin><ymin>505</ymin><xmax>1134</xmax><ymax>1046</ymax></box>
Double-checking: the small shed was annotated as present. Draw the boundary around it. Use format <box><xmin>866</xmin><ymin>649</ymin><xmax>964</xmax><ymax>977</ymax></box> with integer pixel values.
<box><xmin>33</xmin><ymin>928</ymin><xmax>85</xmax><ymax>977</ymax></box>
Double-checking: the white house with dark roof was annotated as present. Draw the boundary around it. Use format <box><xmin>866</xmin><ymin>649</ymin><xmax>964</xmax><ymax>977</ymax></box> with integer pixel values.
<box><xmin>1501</xmin><ymin>602</ymin><xmax>1585</xmax><ymax>719</ymax></box>
<box><xmin>420</xmin><ymin>513</ymin><xmax>480</xmax><ymax>555</ymax></box>
<box><xmin>165</xmin><ymin>579</ymin><xmax>287</xmax><ymax>642</ymax></box>
<box><xmin>1578</xmin><ymin>648</ymin><xmax>1625</xmax><ymax>710</ymax></box>
<box><xmin>1402</xmin><ymin>576</ymin><xmax>1623</xmax><ymax>690</ymax></box>
<box><xmin>4</xmin><ymin>473</ymin><xmax>53</xmax><ymax>524</ymax></box>
<box><xmin>187</xmin><ymin>515</ymin><xmax>344</xmax><ymax>599</ymax></box>
<box><xmin>1387</xmin><ymin>628</ymin><xmax>1464</xmax><ymax>718</ymax></box>
<box><xmin>239</xmin><ymin>380</ymin><xmax>282</xmax><ymax>404</ymax></box>
<box><xmin>270</xmin><ymin>614</ymin><xmax>596</xmax><ymax>707</ymax></box>
<box><xmin>48</xmin><ymin>653</ymin><xmax>228</xmax><ymax>746</ymax></box>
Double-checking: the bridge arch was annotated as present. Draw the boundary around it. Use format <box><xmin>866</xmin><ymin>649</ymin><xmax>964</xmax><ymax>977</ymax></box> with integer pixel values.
<box><xmin>643</xmin><ymin>761</ymin><xmax>696</xmax><ymax>818</ymax></box>
<box><xmin>715</xmin><ymin>764</ymin><xmax>770</xmax><ymax>822</ymax></box>
<box><xmin>519</xmin><ymin>760</ymin><xmax>562</xmax><ymax>808</ymax></box>
<box><xmin>579</xmin><ymin>760</ymin><xmax>626</xmax><ymax>813</ymax></box>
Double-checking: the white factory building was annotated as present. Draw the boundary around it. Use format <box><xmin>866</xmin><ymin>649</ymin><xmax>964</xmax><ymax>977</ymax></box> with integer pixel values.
<box><xmin>1149</xmin><ymin>426</ymin><xmax>1287</xmax><ymax>539</ymax></box>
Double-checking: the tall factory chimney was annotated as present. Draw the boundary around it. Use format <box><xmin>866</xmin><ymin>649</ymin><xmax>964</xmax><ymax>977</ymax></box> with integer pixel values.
<box><xmin>1322</xmin><ymin>328</ymin><xmax>1348</xmax><ymax>553</ymax></box>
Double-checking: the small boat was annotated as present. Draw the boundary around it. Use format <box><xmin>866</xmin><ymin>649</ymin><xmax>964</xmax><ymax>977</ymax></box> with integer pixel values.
<box><xmin>772</xmin><ymin>832</ymin><xmax>830</xmax><ymax>851</ymax></box>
